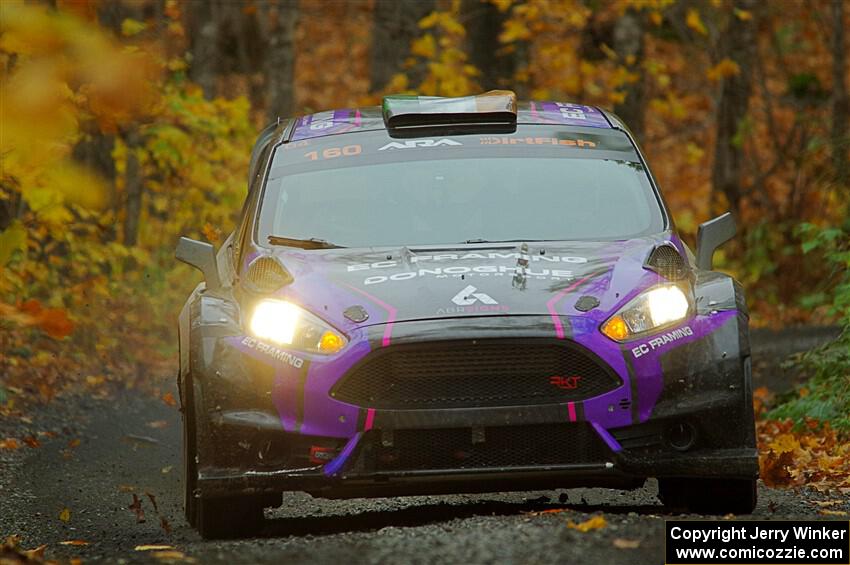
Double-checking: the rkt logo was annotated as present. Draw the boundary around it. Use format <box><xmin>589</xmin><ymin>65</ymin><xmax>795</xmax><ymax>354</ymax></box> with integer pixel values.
<box><xmin>379</xmin><ymin>138</ymin><xmax>462</xmax><ymax>151</ymax></box>
<box><xmin>549</xmin><ymin>375</ymin><xmax>582</xmax><ymax>390</ymax></box>
<box><xmin>451</xmin><ymin>285</ymin><xmax>497</xmax><ymax>306</ymax></box>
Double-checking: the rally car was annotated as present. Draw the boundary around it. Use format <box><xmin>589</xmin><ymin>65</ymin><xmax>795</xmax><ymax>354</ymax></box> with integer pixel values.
<box><xmin>176</xmin><ymin>91</ymin><xmax>758</xmax><ymax>539</ymax></box>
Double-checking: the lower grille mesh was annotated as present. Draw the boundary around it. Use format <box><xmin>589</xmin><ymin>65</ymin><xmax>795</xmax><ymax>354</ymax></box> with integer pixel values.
<box><xmin>363</xmin><ymin>423</ymin><xmax>608</xmax><ymax>472</ymax></box>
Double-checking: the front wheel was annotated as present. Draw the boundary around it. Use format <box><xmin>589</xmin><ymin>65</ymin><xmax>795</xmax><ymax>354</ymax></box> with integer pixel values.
<box><xmin>182</xmin><ymin>375</ymin><xmax>267</xmax><ymax>538</ymax></box>
<box><xmin>657</xmin><ymin>477</ymin><xmax>757</xmax><ymax>514</ymax></box>
<box><xmin>195</xmin><ymin>495</ymin><xmax>266</xmax><ymax>539</ymax></box>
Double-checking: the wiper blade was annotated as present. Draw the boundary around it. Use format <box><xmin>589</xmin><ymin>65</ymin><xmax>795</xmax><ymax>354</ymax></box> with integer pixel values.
<box><xmin>462</xmin><ymin>238</ymin><xmax>552</xmax><ymax>244</ymax></box>
<box><xmin>268</xmin><ymin>235</ymin><xmax>345</xmax><ymax>249</ymax></box>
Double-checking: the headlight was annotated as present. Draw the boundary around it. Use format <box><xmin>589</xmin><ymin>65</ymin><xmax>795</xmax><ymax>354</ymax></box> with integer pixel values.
<box><xmin>600</xmin><ymin>284</ymin><xmax>690</xmax><ymax>341</ymax></box>
<box><xmin>249</xmin><ymin>299</ymin><xmax>347</xmax><ymax>354</ymax></box>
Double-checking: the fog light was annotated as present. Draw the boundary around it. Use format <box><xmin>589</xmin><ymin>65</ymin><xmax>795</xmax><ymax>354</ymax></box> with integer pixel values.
<box><xmin>666</xmin><ymin>422</ymin><xmax>697</xmax><ymax>451</ymax></box>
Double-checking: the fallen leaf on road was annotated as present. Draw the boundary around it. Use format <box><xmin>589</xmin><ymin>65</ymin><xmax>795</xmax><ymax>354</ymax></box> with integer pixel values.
<box><xmin>59</xmin><ymin>507</ymin><xmax>71</xmax><ymax>522</ymax></box>
<box><xmin>146</xmin><ymin>492</ymin><xmax>159</xmax><ymax>513</ymax></box>
<box><xmin>128</xmin><ymin>493</ymin><xmax>145</xmax><ymax>523</ymax></box>
<box><xmin>118</xmin><ymin>485</ymin><xmax>136</xmax><ymax>492</ymax></box>
<box><xmin>161</xmin><ymin>465</ymin><xmax>173</xmax><ymax>474</ymax></box>
<box><xmin>525</xmin><ymin>508</ymin><xmax>569</xmax><ymax>516</ymax></box>
<box><xmin>567</xmin><ymin>515</ymin><xmax>607</xmax><ymax>532</ymax></box>
<box><xmin>135</xmin><ymin>544</ymin><xmax>175</xmax><ymax>551</ymax></box>
<box><xmin>162</xmin><ymin>392</ymin><xmax>177</xmax><ymax>407</ymax></box>
<box><xmin>819</xmin><ymin>509</ymin><xmax>848</xmax><ymax>516</ymax></box>
<box><xmin>68</xmin><ymin>438</ymin><xmax>81</xmax><ymax>448</ymax></box>
<box><xmin>613</xmin><ymin>538</ymin><xmax>641</xmax><ymax>549</ymax></box>
<box><xmin>147</xmin><ymin>420</ymin><xmax>168</xmax><ymax>429</ymax></box>
<box><xmin>814</xmin><ymin>500</ymin><xmax>845</xmax><ymax>507</ymax></box>
<box><xmin>0</xmin><ymin>438</ymin><xmax>20</xmax><ymax>449</ymax></box>
<box><xmin>23</xmin><ymin>435</ymin><xmax>40</xmax><ymax>448</ymax></box>
<box><xmin>123</xmin><ymin>434</ymin><xmax>160</xmax><ymax>446</ymax></box>
<box><xmin>160</xmin><ymin>516</ymin><xmax>172</xmax><ymax>535</ymax></box>
<box><xmin>60</xmin><ymin>540</ymin><xmax>89</xmax><ymax>546</ymax></box>
<box><xmin>153</xmin><ymin>550</ymin><xmax>194</xmax><ymax>562</ymax></box>
<box><xmin>760</xmin><ymin>450</ymin><xmax>794</xmax><ymax>487</ymax></box>
<box><xmin>22</xmin><ymin>543</ymin><xmax>48</xmax><ymax>560</ymax></box>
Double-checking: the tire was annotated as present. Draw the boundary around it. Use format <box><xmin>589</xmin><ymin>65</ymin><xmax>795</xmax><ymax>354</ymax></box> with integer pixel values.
<box><xmin>195</xmin><ymin>495</ymin><xmax>266</xmax><ymax>540</ymax></box>
<box><xmin>181</xmin><ymin>375</ymin><xmax>199</xmax><ymax>527</ymax></box>
<box><xmin>658</xmin><ymin>477</ymin><xmax>757</xmax><ymax>514</ymax></box>
<box><xmin>182</xmin><ymin>374</ymin><xmax>268</xmax><ymax>538</ymax></box>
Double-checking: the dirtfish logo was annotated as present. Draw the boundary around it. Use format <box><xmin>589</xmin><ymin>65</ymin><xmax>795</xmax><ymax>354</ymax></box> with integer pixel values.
<box><xmin>379</xmin><ymin>138</ymin><xmax>463</xmax><ymax>151</ymax></box>
<box><xmin>451</xmin><ymin>285</ymin><xmax>497</xmax><ymax>306</ymax></box>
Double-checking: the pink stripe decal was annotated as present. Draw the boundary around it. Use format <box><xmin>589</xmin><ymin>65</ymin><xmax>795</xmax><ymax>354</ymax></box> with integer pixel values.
<box><xmin>567</xmin><ymin>402</ymin><xmax>577</xmax><ymax>422</ymax></box>
<box><xmin>545</xmin><ymin>273</ymin><xmax>596</xmax><ymax>339</ymax></box>
<box><xmin>343</xmin><ymin>284</ymin><xmax>398</xmax><ymax>347</ymax></box>
<box><xmin>364</xmin><ymin>408</ymin><xmax>375</xmax><ymax>431</ymax></box>
<box><xmin>354</xmin><ymin>109</ymin><xmax>362</xmax><ymax>127</ymax></box>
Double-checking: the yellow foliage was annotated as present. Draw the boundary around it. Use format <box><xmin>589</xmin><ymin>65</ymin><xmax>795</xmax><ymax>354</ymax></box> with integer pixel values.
<box><xmin>685</xmin><ymin>8</ymin><xmax>708</xmax><ymax>36</ymax></box>
<box><xmin>411</xmin><ymin>34</ymin><xmax>437</xmax><ymax>59</ymax></box>
<box><xmin>706</xmin><ymin>58</ymin><xmax>740</xmax><ymax>82</ymax></box>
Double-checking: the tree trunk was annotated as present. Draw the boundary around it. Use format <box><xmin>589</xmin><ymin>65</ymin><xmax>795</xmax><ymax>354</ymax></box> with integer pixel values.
<box><xmin>612</xmin><ymin>8</ymin><xmax>646</xmax><ymax>141</ymax></box>
<box><xmin>831</xmin><ymin>0</ymin><xmax>848</xmax><ymax>188</ymax></box>
<box><xmin>711</xmin><ymin>0</ymin><xmax>757</xmax><ymax>216</ymax></box>
<box><xmin>188</xmin><ymin>0</ymin><xmax>220</xmax><ymax>99</ymax></box>
<box><xmin>260</xmin><ymin>0</ymin><xmax>298</xmax><ymax>122</ymax></box>
<box><xmin>123</xmin><ymin>129</ymin><xmax>143</xmax><ymax>247</ymax></box>
<box><xmin>462</xmin><ymin>0</ymin><xmax>521</xmax><ymax>92</ymax></box>
<box><xmin>369</xmin><ymin>0</ymin><xmax>436</xmax><ymax>93</ymax></box>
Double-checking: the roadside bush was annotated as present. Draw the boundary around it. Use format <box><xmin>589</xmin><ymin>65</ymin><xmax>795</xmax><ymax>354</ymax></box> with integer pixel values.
<box><xmin>767</xmin><ymin>223</ymin><xmax>850</xmax><ymax>433</ymax></box>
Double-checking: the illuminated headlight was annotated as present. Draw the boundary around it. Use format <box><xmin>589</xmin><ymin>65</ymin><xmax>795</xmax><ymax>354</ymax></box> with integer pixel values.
<box><xmin>249</xmin><ymin>299</ymin><xmax>347</xmax><ymax>354</ymax></box>
<box><xmin>601</xmin><ymin>285</ymin><xmax>690</xmax><ymax>342</ymax></box>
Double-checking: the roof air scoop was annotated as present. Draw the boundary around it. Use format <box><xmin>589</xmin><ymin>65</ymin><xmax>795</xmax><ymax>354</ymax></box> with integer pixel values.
<box><xmin>382</xmin><ymin>90</ymin><xmax>517</xmax><ymax>132</ymax></box>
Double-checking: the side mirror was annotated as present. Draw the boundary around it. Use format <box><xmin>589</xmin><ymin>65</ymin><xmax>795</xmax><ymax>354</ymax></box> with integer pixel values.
<box><xmin>176</xmin><ymin>237</ymin><xmax>222</xmax><ymax>291</ymax></box>
<box><xmin>695</xmin><ymin>212</ymin><xmax>736</xmax><ymax>271</ymax></box>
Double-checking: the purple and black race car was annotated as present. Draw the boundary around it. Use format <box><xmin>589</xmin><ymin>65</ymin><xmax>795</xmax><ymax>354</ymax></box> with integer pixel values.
<box><xmin>176</xmin><ymin>91</ymin><xmax>758</xmax><ymax>538</ymax></box>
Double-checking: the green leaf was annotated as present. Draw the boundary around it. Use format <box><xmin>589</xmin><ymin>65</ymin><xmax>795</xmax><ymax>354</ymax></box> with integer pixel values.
<box><xmin>121</xmin><ymin>18</ymin><xmax>146</xmax><ymax>37</ymax></box>
<box><xmin>0</xmin><ymin>221</ymin><xmax>27</xmax><ymax>266</ymax></box>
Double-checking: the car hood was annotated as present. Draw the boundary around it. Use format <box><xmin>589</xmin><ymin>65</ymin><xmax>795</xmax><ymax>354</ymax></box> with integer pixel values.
<box><xmin>262</xmin><ymin>234</ymin><xmax>680</xmax><ymax>330</ymax></box>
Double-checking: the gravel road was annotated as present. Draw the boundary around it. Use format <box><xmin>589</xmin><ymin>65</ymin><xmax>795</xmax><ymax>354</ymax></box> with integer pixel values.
<box><xmin>0</xmin><ymin>327</ymin><xmax>843</xmax><ymax>564</ymax></box>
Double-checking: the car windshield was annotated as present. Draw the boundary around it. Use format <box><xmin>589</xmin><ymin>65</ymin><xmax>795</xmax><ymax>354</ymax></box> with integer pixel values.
<box><xmin>258</xmin><ymin>128</ymin><xmax>665</xmax><ymax>248</ymax></box>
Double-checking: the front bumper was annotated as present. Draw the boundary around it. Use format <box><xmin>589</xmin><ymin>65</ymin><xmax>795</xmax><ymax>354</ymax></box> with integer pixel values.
<box><xmin>190</xmin><ymin>311</ymin><xmax>758</xmax><ymax>499</ymax></box>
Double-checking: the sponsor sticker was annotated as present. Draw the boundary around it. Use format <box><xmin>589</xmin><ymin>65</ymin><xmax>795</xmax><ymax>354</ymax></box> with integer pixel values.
<box><xmin>378</xmin><ymin>138</ymin><xmax>462</xmax><ymax>151</ymax></box>
<box><xmin>631</xmin><ymin>326</ymin><xmax>694</xmax><ymax>358</ymax></box>
<box><xmin>241</xmin><ymin>336</ymin><xmax>305</xmax><ymax>368</ymax></box>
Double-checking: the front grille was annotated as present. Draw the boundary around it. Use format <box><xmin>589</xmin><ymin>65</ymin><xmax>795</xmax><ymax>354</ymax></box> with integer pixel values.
<box><xmin>330</xmin><ymin>339</ymin><xmax>622</xmax><ymax>409</ymax></box>
<box><xmin>362</xmin><ymin>423</ymin><xmax>608</xmax><ymax>472</ymax></box>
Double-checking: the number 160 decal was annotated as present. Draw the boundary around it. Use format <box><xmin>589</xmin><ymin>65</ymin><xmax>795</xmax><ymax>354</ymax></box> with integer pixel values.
<box><xmin>304</xmin><ymin>145</ymin><xmax>362</xmax><ymax>161</ymax></box>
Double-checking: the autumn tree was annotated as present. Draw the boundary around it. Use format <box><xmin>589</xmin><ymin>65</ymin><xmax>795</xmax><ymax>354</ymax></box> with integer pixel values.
<box><xmin>711</xmin><ymin>0</ymin><xmax>758</xmax><ymax>216</ymax></box>
<box><xmin>461</xmin><ymin>0</ymin><xmax>524</xmax><ymax>94</ymax></box>
<box><xmin>370</xmin><ymin>0</ymin><xmax>436</xmax><ymax>93</ymax></box>
<box><xmin>259</xmin><ymin>0</ymin><xmax>298</xmax><ymax>121</ymax></box>
<box><xmin>831</xmin><ymin>0</ymin><xmax>848</xmax><ymax>190</ymax></box>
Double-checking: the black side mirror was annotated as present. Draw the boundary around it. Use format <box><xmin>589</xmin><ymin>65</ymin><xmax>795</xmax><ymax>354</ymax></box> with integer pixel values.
<box><xmin>176</xmin><ymin>237</ymin><xmax>222</xmax><ymax>291</ymax></box>
<box><xmin>695</xmin><ymin>212</ymin><xmax>736</xmax><ymax>271</ymax></box>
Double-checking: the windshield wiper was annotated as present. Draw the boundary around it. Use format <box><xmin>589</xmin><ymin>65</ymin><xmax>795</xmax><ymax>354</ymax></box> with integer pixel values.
<box><xmin>462</xmin><ymin>238</ymin><xmax>552</xmax><ymax>244</ymax></box>
<box><xmin>268</xmin><ymin>235</ymin><xmax>346</xmax><ymax>249</ymax></box>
